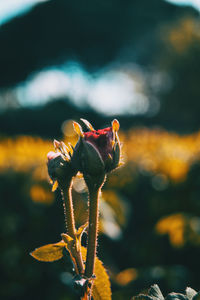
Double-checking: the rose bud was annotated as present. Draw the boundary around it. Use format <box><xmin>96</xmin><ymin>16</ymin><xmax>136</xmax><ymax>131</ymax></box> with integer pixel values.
<box><xmin>47</xmin><ymin>140</ymin><xmax>77</xmax><ymax>190</ymax></box>
<box><xmin>71</xmin><ymin>119</ymin><xmax>121</xmax><ymax>177</ymax></box>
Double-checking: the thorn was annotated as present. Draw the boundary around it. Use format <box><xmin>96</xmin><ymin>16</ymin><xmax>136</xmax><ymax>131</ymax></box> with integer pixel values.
<box><xmin>52</xmin><ymin>180</ymin><xmax>58</xmax><ymax>192</ymax></box>
<box><xmin>76</xmin><ymin>172</ymin><xmax>83</xmax><ymax>178</ymax></box>
<box><xmin>80</xmin><ymin>118</ymin><xmax>95</xmax><ymax>131</ymax></box>
<box><xmin>73</xmin><ymin>121</ymin><xmax>84</xmax><ymax>137</ymax></box>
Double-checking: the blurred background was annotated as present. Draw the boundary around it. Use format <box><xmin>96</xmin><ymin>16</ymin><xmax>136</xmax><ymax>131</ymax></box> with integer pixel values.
<box><xmin>1</xmin><ymin>0</ymin><xmax>200</xmax><ymax>299</ymax></box>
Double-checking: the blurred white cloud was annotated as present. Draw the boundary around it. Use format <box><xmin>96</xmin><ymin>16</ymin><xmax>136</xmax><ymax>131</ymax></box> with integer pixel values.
<box><xmin>15</xmin><ymin>62</ymin><xmax>149</xmax><ymax>116</ymax></box>
<box><xmin>165</xmin><ymin>0</ymin><xmax>200</xmax><ymax>10</ymax></box>
<box><xmin>0</xmin><ymin>0</ymin><xmax>49</xmax><ymax>26</ymax></box>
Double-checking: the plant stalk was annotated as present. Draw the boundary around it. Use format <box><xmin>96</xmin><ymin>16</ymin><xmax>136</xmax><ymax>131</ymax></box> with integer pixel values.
<box><xmin>60</xmin><ymin>180</ymin><xmax>84</xmax><ymax>274</ymax></box>
<box><xmin>84</xmin><ymin>187</ymin><xmax>100</xmax><ymax>278</ymax></box>
<box><xmin>60</xmin><ymin>181</ymin><xmax>76</xmax><ymax>238</ymax></box>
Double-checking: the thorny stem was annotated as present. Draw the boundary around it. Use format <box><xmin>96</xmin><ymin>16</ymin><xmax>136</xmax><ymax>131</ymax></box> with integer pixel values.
<box><xmin>60</xmin><ymin>181</ymin><xmax>76</xmax><ymax>238</ymax></box>
<box><xmin>59</xmin><ymin>179</ymin><xmax>84</xmax><ymax>275</ymax></box>
<box><xmin>84</xmin><ymin>187</ymin><xmax>100</xmax><ymax>279</ymax></box>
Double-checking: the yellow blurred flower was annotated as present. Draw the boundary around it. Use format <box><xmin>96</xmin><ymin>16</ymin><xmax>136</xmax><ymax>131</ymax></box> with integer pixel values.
<box><xmin>155</xmin><ymin>213</ymin><xmax>186</xmax><ymax>247</ymax></box>
<box><xmin>30</xmin><ymin>184</ymin><xmax>54</xmax><ymax>205</ymax></box>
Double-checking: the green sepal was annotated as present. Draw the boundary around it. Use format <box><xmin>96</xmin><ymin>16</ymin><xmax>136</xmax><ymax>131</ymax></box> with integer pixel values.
<box><xmin>70</xmin><ymin>138</ymin><xmax>83</xmax><ymax>173</ymax></box>
<box><xmin>112</xmin><ymin>139</ymin><xmax>120</xmax><ymax>168</ymax></box>
<box><xmin>82</xmin><ymin>140</ymin><xmax>105</xmax><ymax>176</ymax></box>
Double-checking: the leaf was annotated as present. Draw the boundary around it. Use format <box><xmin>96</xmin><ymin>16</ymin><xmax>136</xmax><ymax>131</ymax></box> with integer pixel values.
<box><xmin>165</xmin><ymin>293</ymin><xmax>187</xmax><ymax>300</ymax></box>
<box><xmin>61</xmin><ymin>232</ymin><xmax>77</xmax><ymax>254</ymax></box>
<box><xmin>52</xmin><ymin>180</ymin><xmax>58</xmax><ymax>192</ymax></box>
<box><xmin>30</xmin><ymin>241</ymin><xmax>65</xmax><ymax>262</ymax></box>
<box><xmin>77</xmin><ymin>222</ymin><xmax>88</xmax><ymax>237</ymax></box>
<box><xmin>148</xmin><ymin>285</ymin><xmax>164</xmax><ymax>300</ymax></box>
<box><xmin>193</xmin><ymin>292</ymin><xmax>200</xmax><ymax>300</ymax></box>
<box><xmin>186</xmin><ymin>288</ymin><xmax>197</xmax><ymax>300</ymax></box>
<box><xmin>77</xmin><ymin>222</ymin><xmax>88</xmax><ymax>250</ymax></box>
<box><xmin>133</xmin><ymin>296</ymin><xmax>153</xmax><ymax>300</ymax></box>
<box><xmin>81</xmin><ymin>247</ymin><xmax>112</xmax><ymax>300</ymax></box>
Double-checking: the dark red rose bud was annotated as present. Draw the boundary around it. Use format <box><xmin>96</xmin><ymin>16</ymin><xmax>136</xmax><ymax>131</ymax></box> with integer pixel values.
<box><xmin>83</xmin><ymin>127</ymin><xmax>113</xmax><ymax>162</ymax></box>
<box><xmin>71</xmin><ymin>119</ymin><xmax>121</xmax><ymax>177</ymax></box>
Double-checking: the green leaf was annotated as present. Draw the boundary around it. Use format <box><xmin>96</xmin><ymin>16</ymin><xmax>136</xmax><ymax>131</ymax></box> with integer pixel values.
<box><xmin>81</xmin><ymin>247</ymin><xmax>112</xmax><ymax>300</ymax></box>
<box><xmin>76</xmin><ymin>222</ymin><xmax>88</xmax><ymax>250</ymax></box>
<box><xmin>193</xmin><ymin>291</ymin><xmax>200</xmax><ymax>300</ymax></box>
<box><xmin>166</xmin><ymin>293</ymin><xmax>187</xmax><ymax>300</ymax></box>
<box><xmin>133</xmin><ymin>284</ymin><xmax>164</xmax><ymax>300</ymax></box>
<box><xmin>61</xmin><ymin>233</ymin><xmax>76</xmax><ymax>256</ymax></box>
<box><xmin>77</xmin><ymin>222</ymin><xmax>88</xmax><ymax>237</ymax></box>
<box><xmin>133</xmin><ymin>296</ymin><xmax>153</xmax><ymax>300</ymax></box>
<box><xmin>30</xmin><ymin>241</ymin><xmax>65</xmax><ymax>262</ymax></box>
<box><xmin>186</xmin><ymin>288</ymin><xmax>197</xmax><ymax>300</ymax></box>
<box><xmin>148</xmin><ymin>285</ymin><xmax>164</xmax><ymax>300</ymax></box>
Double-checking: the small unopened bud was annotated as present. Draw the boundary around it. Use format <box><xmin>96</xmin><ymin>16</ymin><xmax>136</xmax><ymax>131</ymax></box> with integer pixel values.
<box><xmin>47</xmin><ymin>152</ymin><xmax>66</xmax><ymax>182</ymax></box>
<box><xmin>47</xmin><ymin>140</ymin><xmax>78</xmax><ymax>187</ymax></box>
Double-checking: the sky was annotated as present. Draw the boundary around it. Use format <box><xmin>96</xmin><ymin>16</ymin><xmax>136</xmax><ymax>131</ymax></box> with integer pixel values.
<box><xmin>0</xmin><ymin>0</ymin><xmax>199</xmax><ymax>115</ymax></box>
<box><xmin>0</xmin><ymin>0</ymin><xmax>49</xmax><ymax>26</ymax></box>
<box><xmin>167</xmin><ymin>0</ymin><xmax>200</xmax><ymax>10</ymax></box>
<box><xmin>0</xmin><ymin>0</ymin><xmax>198</xmax><ymax>27</ymax></box>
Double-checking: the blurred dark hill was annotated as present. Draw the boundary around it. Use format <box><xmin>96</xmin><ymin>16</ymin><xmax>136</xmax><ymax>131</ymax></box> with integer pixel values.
<box><xmin>0</xmin><ymin>95</ymin><xmax>199</xmax><ymax>137</ymax></box>
<box><xmin>0</xmin><ymin>0</ymin><xmax>198</xmax><ymax>88</ymax></box>
<box><xmin>0</xmin><ymin>99</ymin><xmax>147</xmax><ymax>138</ymax></box>
<box><xmin>0</xmin><ymin>99</ymin><xmax>98</xmax><ymax>138</ymax></box>
<box><xmin>0</xmin><ymin>98</ymin><xmax>182</xmax><ymax>138</ymax></box>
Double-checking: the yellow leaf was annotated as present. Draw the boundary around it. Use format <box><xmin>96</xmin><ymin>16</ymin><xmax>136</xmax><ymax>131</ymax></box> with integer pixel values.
<box><xmin>81</xmin><ymin>247</ymin><xmax>112</xmax><ymax>300</ymax></box>
<box><xmin>30</xmin><ymin>241</ymin><xmax>65</xmax><ymax>262</ymax></box>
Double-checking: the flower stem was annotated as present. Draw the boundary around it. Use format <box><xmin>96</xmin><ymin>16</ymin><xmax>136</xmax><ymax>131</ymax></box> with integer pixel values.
<box><xmin>60</xmin><ymin>181</ymin><xmax>76</xmax><ymax>238</ymax></box>
<box><xmin>84</xmin><ymin>187</ymin><xmax>100</xmax><ymax>278</ymax></box>
<box><xmin>59</xmin><ymin>179</ymin><xmax>84</xmax><ymax>275</ymax></box>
